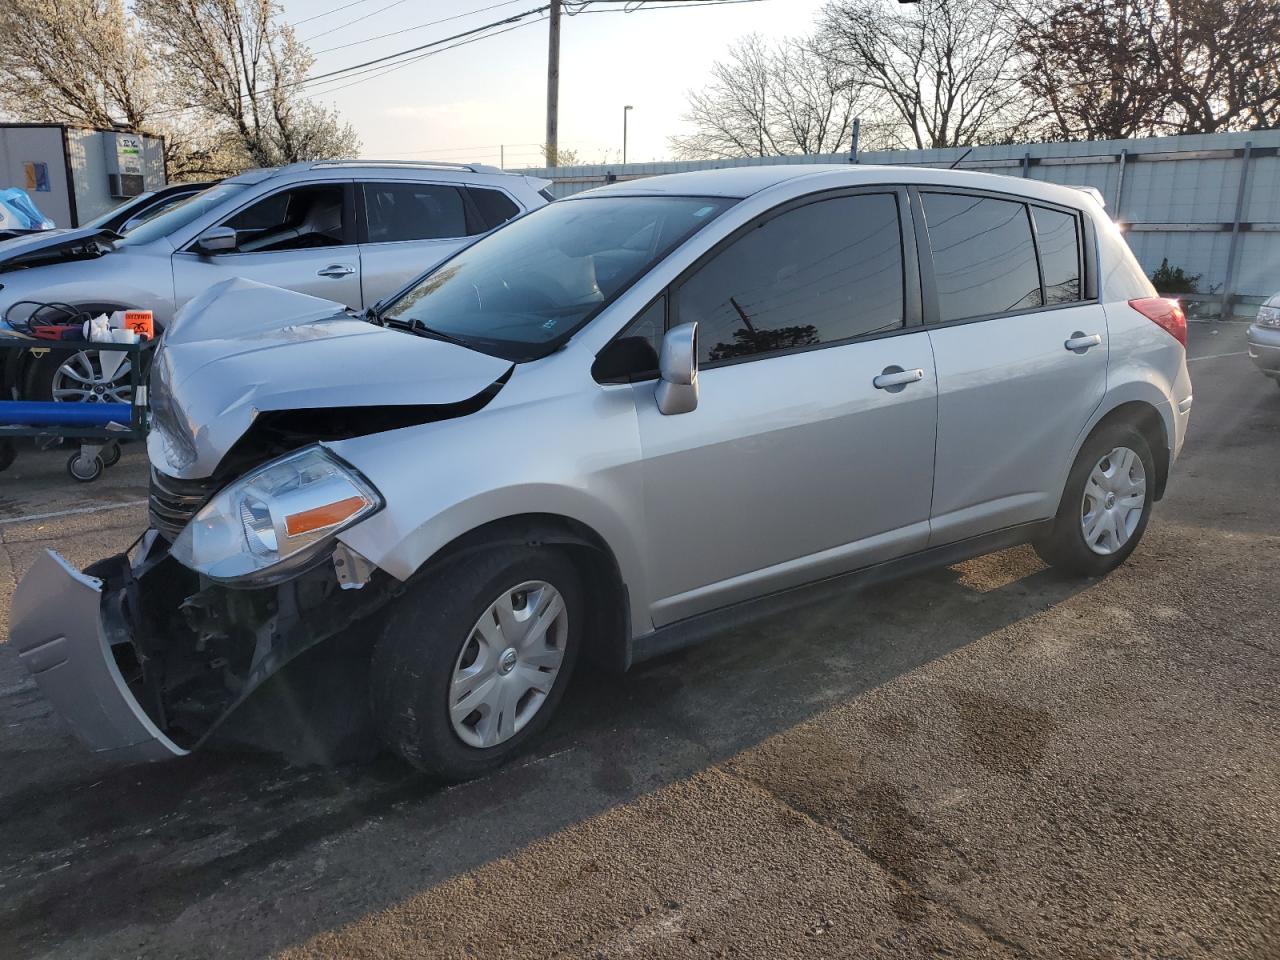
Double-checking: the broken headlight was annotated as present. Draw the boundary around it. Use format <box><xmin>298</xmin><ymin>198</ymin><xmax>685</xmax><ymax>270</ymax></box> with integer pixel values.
<box><xmin>170</xmin><ymin>445</ymin><xmax>382</xmax><ymax>584</ymax></box>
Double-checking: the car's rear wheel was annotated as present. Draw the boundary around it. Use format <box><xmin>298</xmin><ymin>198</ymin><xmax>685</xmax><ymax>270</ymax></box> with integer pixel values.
<box><xmin>371</xmin><ymin>545</ymin><xmax>583</xmax><ymax>781</ymax></box>
<box><xmin>1034</xmin><ymin>422</ymin><xmax>1155</xmax><ymax>577</ymax></box>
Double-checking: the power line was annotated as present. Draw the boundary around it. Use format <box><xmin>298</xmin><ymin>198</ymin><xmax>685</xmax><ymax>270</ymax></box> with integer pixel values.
<box><xmin>291</xmin><ymin>0</ymin><xmax>381</xmax><ymax>27</ymax></box>
<box><xmin>302</xmin><ymin>0</ymin><xmax>413</xmax><ymax>42</ymax></box>
<box><xmin>311</xmin><ymin>0</ymin><xmax>528</xmax><ymax>55</ymax></box>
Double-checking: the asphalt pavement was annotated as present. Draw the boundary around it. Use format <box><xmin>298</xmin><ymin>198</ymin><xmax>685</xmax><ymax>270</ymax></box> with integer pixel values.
<box><xmin>0</xmin><ymin>322</ymin><xmax>1275</xmax><ymax>959</ymax></box>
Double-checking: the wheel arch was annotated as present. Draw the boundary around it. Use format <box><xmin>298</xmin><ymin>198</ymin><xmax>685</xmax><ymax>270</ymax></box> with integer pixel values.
<box><xmin>383</xmin><ymin>512</ymin><xmax>633</xmax><ymax>674</ymax></box>
<box><xmin>1076</xmin><ymin>397</ymin><xmax>1172</xmax><ymax>501</ymax></box>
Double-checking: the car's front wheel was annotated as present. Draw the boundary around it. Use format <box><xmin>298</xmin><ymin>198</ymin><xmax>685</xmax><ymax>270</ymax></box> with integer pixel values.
<box><xmin>371</xmin><ymin>545</ymin><xmax>583</xmax><ymax>781</ymax></box>
<box><xmin>1034</xmin><ymin>421</ymin><xmax>1156</xmax><ymax>577</ymax></box>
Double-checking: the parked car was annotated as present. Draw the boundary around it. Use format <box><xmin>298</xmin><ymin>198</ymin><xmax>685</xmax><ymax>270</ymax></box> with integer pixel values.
<box><xmin>0</xmin><ymin>160</ymin><xmax>550</xmax><ymax>401</ymax></box>
<box><xmin>1246</xmin><ymin>294</ymin><xmax>1280</xmax><ymax>386</ymax></box>
<box><xmin>11</xmin><ymin>165</ymin><xmax>1192</xmax><ymax>780</ymax></box>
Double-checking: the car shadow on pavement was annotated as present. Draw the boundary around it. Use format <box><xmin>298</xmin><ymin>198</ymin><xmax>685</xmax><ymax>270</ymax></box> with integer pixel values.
<box><xmin>0</xmin><ymin>547</ymin><xmax>1092</xmax><ymax>958</ymax></box>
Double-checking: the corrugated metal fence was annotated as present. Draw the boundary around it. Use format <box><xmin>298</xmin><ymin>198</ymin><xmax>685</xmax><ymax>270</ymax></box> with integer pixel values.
<box><xmin>519</xmin><ymin>131</ymin><xmax>1280</xmax><ymax>319</ymax></box>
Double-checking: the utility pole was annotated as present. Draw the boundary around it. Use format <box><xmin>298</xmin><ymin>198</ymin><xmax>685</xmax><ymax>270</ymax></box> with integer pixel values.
<box><xmin>545</xmin><ymin>0</ymin><xmax>561</xmax><ymax>167</ymax></box>
<box><xmin>623</xmin><ymin>105</ymin><xmax>633</xmax><ymax>165</ymax></box>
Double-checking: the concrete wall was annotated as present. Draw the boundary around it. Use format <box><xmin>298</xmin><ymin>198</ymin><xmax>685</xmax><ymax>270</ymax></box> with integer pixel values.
<box><xmin>519</xmin><ymin>131</ymin><xmax>1280</xmax><ymax>311</ymax></box>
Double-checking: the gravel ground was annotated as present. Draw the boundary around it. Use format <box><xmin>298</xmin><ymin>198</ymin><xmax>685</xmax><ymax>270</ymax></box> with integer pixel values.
<box><xmin>0</xmin><ymin>322</ymin><xmax>1275</xmax><ymax>959</ymax></box>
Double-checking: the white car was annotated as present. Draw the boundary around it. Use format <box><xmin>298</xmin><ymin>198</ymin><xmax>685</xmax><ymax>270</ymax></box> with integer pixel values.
<box><xmin>0</xmin><ymin>160</ymin><xmax>551</xmax><ymax>401</ymax></box>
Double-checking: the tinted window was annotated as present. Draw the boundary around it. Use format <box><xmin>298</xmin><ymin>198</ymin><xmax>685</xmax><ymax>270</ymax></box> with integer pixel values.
<box><xmin>469</xmin><ymin>187</ymin><xmax>520</xmax><ymax>230</ymax></box>
<box><xmin>1032</xmin><ymin>206</ymin><xmax>1081</xmax><ymax>304</ymax></box>
<box><xmin>364</xmin><ymin>182</ymin><xmax>467</xmax><ymax>242</ymax></box>
<box><xmin>678</xmin><ymin>194</ymin><xmax>904</xmax><ymax>364</ymax></box>
<box><xmin>923</xmin><ymin>193</ymin><xmax>1043</xmax><ymax>322</ymax></box>
<box><xmin>383</xmin><ymin>196</ymin><xmax>731</xmax><ymax>361</ymax></box>
<box><xmin>220</xmin><ymin>185</ymin><xmax>346</xmax><ymax>253</ymax></box>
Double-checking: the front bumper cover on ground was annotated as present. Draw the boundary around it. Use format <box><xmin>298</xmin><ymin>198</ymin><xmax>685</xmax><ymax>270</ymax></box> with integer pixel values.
<box><xmin>10</xmin><ymin>549</ymin><xmax>188</xmax><ymax>763</ymax></box>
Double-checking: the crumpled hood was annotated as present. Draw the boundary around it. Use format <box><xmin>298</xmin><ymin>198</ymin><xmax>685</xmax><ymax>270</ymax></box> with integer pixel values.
<box><xmin>149</xmin><ymin>278</ymin><xmax>512</xmax><ymax>479</ymax></box>
<box><xmin>0</xmin><ymin>227</ymin><xmax>117</xmax><ymax>273</ymax></box>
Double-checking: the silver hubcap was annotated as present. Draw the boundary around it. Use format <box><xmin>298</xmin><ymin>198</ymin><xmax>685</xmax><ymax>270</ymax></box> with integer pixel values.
<box><xmin>449</xmin><ymin>580</ymin><xmax>568</xmax><ymax>749</ymax></box>
<box><xmin>51</xmin><ymin>350</ymin><xmax>132</xmax><ymax>403</ymax></box>
<box><xmin>1081</xmin><ymin>446</ymin><xmax>1146</xmax><ymax>555</ymax></box>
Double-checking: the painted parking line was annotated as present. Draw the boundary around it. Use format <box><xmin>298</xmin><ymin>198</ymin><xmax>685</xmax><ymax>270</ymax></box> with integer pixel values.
<box><xmin>0</xmin><ymin>499</ymin><xmax>148</xmax><ymax>526</ymax></box>
<box><xmin>1187</xmin><ymin>351</ymin><xmax>1248</xmax><ymax>363</ymax></box>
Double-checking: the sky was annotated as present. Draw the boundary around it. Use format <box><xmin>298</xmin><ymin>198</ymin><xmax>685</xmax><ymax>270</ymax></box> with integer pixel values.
<box><xmin>278</xmin><ymin>0</ymin><xmax>829</xmax><ymax>169</ymax></box>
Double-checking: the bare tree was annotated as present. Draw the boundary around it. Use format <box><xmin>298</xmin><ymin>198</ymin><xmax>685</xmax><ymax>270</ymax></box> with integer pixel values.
<box><xmin>819</xmin><ymin>0</ymin><xmax>1036</xmax><ymax>149</ymax></box>
<box><xmin>1021</xmin><ymin>0</ymin><xmax>1280</xmax><ymax>140</ymax></box>
<box><xmin>136</xmin><ymin>0</ymin><xmax>359</xmax><ymax>171</ymax></box>
<box><xmin>670</xmin><ymin>33</ymin><xmax>890</xmax><ymax>160</ymax></box>
<box><xmin>1156</xmin><ymin>0</ymin><xmax>1280</xmax><ymax>134</ymax></box>
<box><xmin>1019</xmin><ymin>0</ymin><xmax>1167</xmax><ymax>141</ymax></box>
<box><xmin>0</xmin><ymin>0</ymin><xmax>153</xmax><ymax>130</ymax></box>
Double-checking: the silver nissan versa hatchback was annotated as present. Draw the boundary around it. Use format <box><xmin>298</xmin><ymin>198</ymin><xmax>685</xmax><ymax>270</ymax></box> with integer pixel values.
<box><xmin>12</xmin><ymin>165</ymin><xmax>1192</xmax><ymax>781</ymax></box>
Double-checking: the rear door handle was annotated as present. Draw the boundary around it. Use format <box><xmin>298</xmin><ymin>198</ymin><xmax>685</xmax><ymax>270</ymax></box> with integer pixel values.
<box><xmin>873</xmin><ymin>367</ymin><xmax>925</xmax><ymax>390</ymax></box>
<box><xmin>1064</xmin><ymin>332</ymin><xmax>1102</xmax><ymax>353</ymax></box>
<box><xmin>318</xmin><ymin>264</ymin><xmax>355</xmax><ymax>278</ymax></box>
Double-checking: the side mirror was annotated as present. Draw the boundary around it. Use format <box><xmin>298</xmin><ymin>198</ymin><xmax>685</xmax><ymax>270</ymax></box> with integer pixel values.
<box><xmin>194</xmin><ymin>225</ymin><xmax>237</xmax><ymax>254</ymax></box>
<box><xmin>655</xmin><ymin>322</ymin><xmax>698</xmax><ymax>415</ymax></box>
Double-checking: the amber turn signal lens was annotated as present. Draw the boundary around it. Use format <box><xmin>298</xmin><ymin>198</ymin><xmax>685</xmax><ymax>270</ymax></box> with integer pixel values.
<box><xmin>284</xmin><ymin>496</ymin><xmax>368</xmax><ymax>537</ymax></box>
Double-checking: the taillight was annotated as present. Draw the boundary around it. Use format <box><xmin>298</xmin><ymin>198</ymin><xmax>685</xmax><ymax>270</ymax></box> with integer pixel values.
<box><xmin>1129</xmin><ymin>297</ymin><xmax>1186</xmax><ymax>347</ymax></box>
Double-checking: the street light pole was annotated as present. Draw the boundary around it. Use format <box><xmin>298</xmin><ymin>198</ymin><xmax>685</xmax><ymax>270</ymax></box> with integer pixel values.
<box><xmin>623</xmin><ymin>105</ymin><xmax>633</xmax><ymax>165</ymax></box>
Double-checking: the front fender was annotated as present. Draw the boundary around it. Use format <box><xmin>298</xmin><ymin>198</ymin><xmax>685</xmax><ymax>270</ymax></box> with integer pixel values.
<box><xmin>329</xmin><ymin>370</ymin><xmax>654</xmax><ymax>633</ymax></box>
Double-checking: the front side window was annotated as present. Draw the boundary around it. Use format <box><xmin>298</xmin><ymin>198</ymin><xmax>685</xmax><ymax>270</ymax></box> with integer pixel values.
<box><xmin>923</xmin><ymin>193</ymin><xmax>1043</xmax><ymax>322</ymax></box>
<box><xmin>364</xmin><ymin>182</ymin><xmax>468</xmax><ymax>242</ymax></box>
<box><xmin>678</xmin><ymin>193</ymin><xmax>905</xmax><ymax>365</ymax></box>
<box><xmin>1032</xmin><ymin>206</ymin><xmax>1082</xmax><ymax>304</ymax></box>
<box><xmin>220</xmin><ymin>184</ymin><xmax>346</xmax><ymax>253</ymax></box>
<box><xmin>382</xmin><ymin>195</ymin><xmax>732</xmax><ymax>361</ymax></box>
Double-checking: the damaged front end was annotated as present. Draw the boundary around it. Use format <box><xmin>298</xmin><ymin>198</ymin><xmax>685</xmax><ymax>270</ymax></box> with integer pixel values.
<box><xmin>12</xmin><ymin>279</ymin><xmax>516</xmax><ymax>763</ymax></box>
<box><xmin>11</xmin><ymin>533</ymin><xmax>399</xmax><ymax>763</ymax></box>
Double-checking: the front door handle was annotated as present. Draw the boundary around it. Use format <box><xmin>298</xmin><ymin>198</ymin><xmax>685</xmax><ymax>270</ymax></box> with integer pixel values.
<box><xmin>873</xmin><ymin>366</ymin><xmax>925</xmax><ymax>391</ymax></box>
<box><xmin>1065</xmin><ymin>332</ymin><xmax>1102</xmax><ymax>353</ymax></box>
<box><xmin>317</xmin><ymin>264</ymin><xmax>355</xmax><ymax>278</ymax></box>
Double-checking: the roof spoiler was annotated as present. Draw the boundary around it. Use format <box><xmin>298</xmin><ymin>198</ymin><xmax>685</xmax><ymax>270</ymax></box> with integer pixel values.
<box><xmin>1066</xmin><ymin>185</ymin><xmax>1106</xmax><ymax>208</ymax></box>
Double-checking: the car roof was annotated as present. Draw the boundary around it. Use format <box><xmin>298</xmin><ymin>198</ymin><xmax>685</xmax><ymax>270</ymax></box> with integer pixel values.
<box><xmin>577</xmin><ymin>164</ymin><xmax>1099</xmax><ymax>211</ymax></box>
<box><xmin>223</xmin><ymin>160</ymin><xmax>544</xmax><ymax>189</ymax></box>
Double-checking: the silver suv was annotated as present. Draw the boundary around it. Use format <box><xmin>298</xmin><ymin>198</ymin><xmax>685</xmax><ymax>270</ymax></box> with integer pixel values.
<box><xmin>0</xmin><ymin>160</ymin><xmax>550</xmax><ymax>400</ymax></box>
<box><xmin>12</xmin><ymin>165</ymin><xmax>1192</xmax><ymax>781</ymax></box>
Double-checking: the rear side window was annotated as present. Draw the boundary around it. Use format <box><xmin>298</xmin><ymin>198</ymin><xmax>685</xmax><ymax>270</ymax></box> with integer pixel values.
<box><xmin>678</xmin><ymin>193</ymin><xmax>905</xmax><ymax>365</ymax></box>
<box><xmin>922</xmin><ymin>193</ymin><xmax>1043</xmax><ymax>322</ymax></box>
<box><xmin>1031</xmin><ymin>206</ymin><xmax>1082</xmax><ymax>304</ymax></box>
<box><xmin>364</xmin><ymin>182</ymin><xmax>467</xmax><ymax>242</ymax></box>
<box><xmin>468</xmin><ymin>187</ymin><xmax>521</xmax><ymax>230</ymax></box>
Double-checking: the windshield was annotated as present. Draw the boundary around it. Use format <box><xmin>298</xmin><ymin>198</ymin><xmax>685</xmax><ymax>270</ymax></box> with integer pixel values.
<box><xmin>116</xmin><ymin>182</ymin><xmax>248</xmax><ymax>247</ymax></box>
<box><xmin>82</xmin><ymin>193</ymin><xmax>154</xmax><ymax>230</ymax></box>
<box><xmin>382</xmin><ymin>195</ymin><xmax>733</xmax><ymax>360</ymax></box>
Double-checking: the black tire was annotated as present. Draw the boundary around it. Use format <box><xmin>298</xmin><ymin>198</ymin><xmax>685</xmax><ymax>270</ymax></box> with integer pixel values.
<box><xmin>100</xmin><ymin>442</ymin><xmax>122</xmax><ymax>467</ymax></box>
<box><xmin>371</xmin><ymin>545</ymin><xmax>584</xmax><ymax>781</ymax></box>
<box><xmin>66</xmin><ymin>452</ymin><xmax>104</xmax><ymax>483</ymax></box>
<box><xmin>0</xmin><ymin>440</ymin><xmax>15</xmax><ymax>472</ymax></box>
<box><xmin>1034</xmin><ymin>421</ymin><xmax>1155</xmax><ymax>577</ymax></box>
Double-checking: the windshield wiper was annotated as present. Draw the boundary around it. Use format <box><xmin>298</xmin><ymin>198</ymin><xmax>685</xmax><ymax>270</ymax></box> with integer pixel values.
<box><xmin>384</xmin><ymin>315</ymin><xmax>473</xmax><ymax>349</ymax></box>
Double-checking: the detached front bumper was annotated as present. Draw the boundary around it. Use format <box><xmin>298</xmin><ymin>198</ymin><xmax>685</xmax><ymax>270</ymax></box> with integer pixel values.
<box><xmin>11</xmin><ymin>549</ymin><xmax>188</xmax><ymax>763</ymax></box>
<box><xmin>1246</xmin><ymin>323</ymin><xmax>1280</xmax><ymax>378</ymax></box>
<box><xmin>12</xmin><ymin>536</ymin><xmax>396</xmax><ymax>765</ymax></box>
